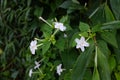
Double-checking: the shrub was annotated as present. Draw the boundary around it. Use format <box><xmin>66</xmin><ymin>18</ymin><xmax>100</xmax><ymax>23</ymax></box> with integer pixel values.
<box><xmin>0</xmin><ymin>0</ymin><xmax>120</xmax><ymax>80</ymax></box>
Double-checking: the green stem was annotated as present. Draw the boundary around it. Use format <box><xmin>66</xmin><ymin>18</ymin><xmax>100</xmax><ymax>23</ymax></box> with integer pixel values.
<box><xmin>95</xmin><ymin>46</ymin><xmax>98</xmax><ymax>67</ymax></box>
<box><xmin>33</xmin><ymin>72</ymin><xmax>40</xmax><ymax>74</ymax></box>
<box><xmin>39</xmin><ymin>17</ymin><xmax>53</xmax><ymax>28</ymax></box>
<box><xmin>35</xmin><ymin>38</ymin><xmax>45</xmax><ymax>42</ymax></box>
<box><xmin>86</xmin><ymin>36</ymin><xmax>90</xmax><ymax>41</ymax></box>
<box><xmin>37</xmin><ymin>43</ymin><xmax>43</xmax><ymax>47</ymax></box>
<box><xmin>38</xmin><ymin>68</ymin><xmax>43</xmax><ymax>75</ymax></box>
<box><xmin>38</xmin><ymin>58</ymin><xmax>45</xmax><ymax>63</ymax></box>
<box><xmin>52</xmin><ymin>29</ymin><xmax>59</xmax><ymax>36</ymax></box>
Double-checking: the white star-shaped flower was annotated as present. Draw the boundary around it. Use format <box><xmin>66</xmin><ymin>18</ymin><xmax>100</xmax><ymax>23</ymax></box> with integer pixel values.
<box><xmin>75</xmin><ymin>36</ymin><xmax>89</xmax><ymax>52</ymax></box>
<box><xmin>29</xmin><ymin>69</ymin><xmax>33</xmax><ymax>77</ymax></box>
<box><xmin>30</xmin><ymin>40</ymin><xmax>37</xmax><ymax>55</ymax></box>
<box><xmin>57</xmin><ymin>64</ymin><xmax>64</xmax><ymax>76</ymax></box>
<box><xmin>54</xmin><ymin>22</ymin><xmax>66</xmax><ymax>31</ymax></box>
<box><xmin>34</xmin><ymin>61</ymin><xmax>41</xmax><ymax>69</ymax></box>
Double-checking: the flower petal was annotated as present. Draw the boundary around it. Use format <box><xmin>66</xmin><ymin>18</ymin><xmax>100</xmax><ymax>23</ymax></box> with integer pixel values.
<box><xmin>84</xmin><ymin>42</ymin><xmax>89</xmax><ymax>47</ymax></box>
<box><xmin>34</xmin><ymin>61</ymin><xmax>40</xmax><ymax>69</ymax></box>
<box><xmin>80</xmin><ymin>36</ymin><xmax>85</xmax><ymax>41</ymax></box>
<box><xmin>75</xmin><ymin>36</ymin><xmax>89</xmax><ymax>52</ymax></box>
<box><xmin>75</xmin><ymin>38</ymin><xmax>80</xmax><ymax>43</ymax></box>
<box><xmin>30</xmin><ymin>40</ymin><xmax>37</xmax><ymax>55</ymax></box>
<box><xmin>57</xmin><ymin>64</ymin><xmax>63</xmax><ymax>76</ymax></box>
<box><xmin>80</xmin><ymin>46</ymin><xmax>85</xmax><ymax>52</ymax></box>
<box><xmin>54</xmin><ymin>22</ymin><xmax>66</xmax><ymax>31</ymax></box>
<box><xmin>29</xmin><ymin>69</ymin><xmax>33</xmax><ymax>77</ymax></box>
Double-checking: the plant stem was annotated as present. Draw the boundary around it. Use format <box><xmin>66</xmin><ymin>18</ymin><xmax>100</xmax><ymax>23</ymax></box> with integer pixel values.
<box><xmin>39</xmin><ymin>16</ymin><xmax>53</xmax><ymax>28</ymax></box>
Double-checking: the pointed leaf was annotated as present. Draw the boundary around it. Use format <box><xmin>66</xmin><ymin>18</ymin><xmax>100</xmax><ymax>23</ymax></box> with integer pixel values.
<box><xmin>89</xmin><ymin>5</ymin><xmax>106</xmax><ymax>25</ymax></box>
<box><xmin>110</xmin><ymin>0</ymin><xmax>120</xmax><ymax>19</ymax></box>
<box><xmin>72</xmin><ymin>0</ymin><xmax>79</xmax><ymax>4</ymax></box>
<box><xmin>42</xmin><ymin>41</ymin><xmax>51</xmax><ymax>54</ymax></box>
<box><xmin>41</xmin><ymin>24</ymin><xmax>53</xmax><ymax>38</ymax></box>
<box><xmin>108</xmin><ymin>56</ymin><xmax>116</xmax><ymax>72</ymax></box>
<box><xmin>115</xmin><ymin>72</ymin><xmax>120</xmax><ymax>80</ymax></box>
<box><xmin>55</xmin><ymin>38</ymin><xmax>66</xmax><ymax>51</ymax></box>
<box><xmin>71</xmin><ymin>43</ymin><xmax>94</xmax><ymax>80</ymax></box>
<box><xmin>97</xmin><ymin>47</ymin><xmax>111</xmax><ymax>80</ymax></box>
<box><xmin>92</xmin><ymin>67</ymin><xmax>100</xmax><ymax>80</ymax></box>
<box><xmin>69</xmin><ymin>31</ymin><xmax>79</xmax><ymax>48</ymax></box>
<box><xmin>61</xmin><ymin>49</ymin><xmax>78</xmax><ymax>69</ymax></box>
<box><xmin>104</xmin><ymin>3</ymin><xmax>115</xmax><ymax>22</ymax></box>
<box><xmin>79</xmin><ymin>22</ymin><xmax>90</xmax><ymax>32</ymax></box>
<box><xmin>100</xmin><ymin>31</ymin><xmax>118</xmax><ymax>48</ymax></box>
<box><xmin>97</xmin><ymin>40</ymin><xmax>110</xmax><ymax>58</ymax></box>
<box><xmin>59</xmin><ymin>0</ymin><xmax>72</xmax><ymax>9</ymax></box>
<box><xmin>102</xmin><ymin>21</ymin><xmax>120</xmax><ymax>30</ymax></box>
<box><xmin>34</xmin><ymin>7</ymin><xmax>43</xmax><ymax>17</ymax></box>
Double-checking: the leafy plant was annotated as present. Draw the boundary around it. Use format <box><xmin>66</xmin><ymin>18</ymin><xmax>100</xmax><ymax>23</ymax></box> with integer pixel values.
<box><xmin>0</xmin><ymin>0</ymin><xmax>120</xmax><ymax>80</ymax></box>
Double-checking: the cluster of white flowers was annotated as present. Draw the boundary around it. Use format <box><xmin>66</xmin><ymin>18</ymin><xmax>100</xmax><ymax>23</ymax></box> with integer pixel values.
<box><xmin>75</xmin><ymin>36</ymin><xmax>89</xmax><ymax>52</ymax></box>
<box><xmin>29</xmin><ymin>22</ymin><xmax>66</xmax><ymax>55</ymax></box>
<box><xmin>29</xmin><ymin>17</ymin><xmax>90</xmax><ymax>78</ymax></box>
<box><xmin>29</xmin><ymin>40</ymin><xmax>65</xmax><ymax>77</ymax></box>
<box><xmin>29</xmin><ymin>63</ymin><xmax>64</xmax><ymax>77</ymax></box>
<box><xmin>54</xmin><ymin>22</ymin><xmax>66</xmax><ymax>31</ymax></box>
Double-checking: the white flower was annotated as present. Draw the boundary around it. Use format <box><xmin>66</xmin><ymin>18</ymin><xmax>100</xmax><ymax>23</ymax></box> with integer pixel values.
<box><xmin>30</xmin><ymin>40</ymin><xmax>37</xmax><ymax>55</ymax></box>
<box><xmin>57</xmin><ymin>64</ymin><xmax>64</xmax><ymax>76</ymax></box>
<box><xmin>75</xmin><ymin>36</ymin><xmax>89</xmax><ymax>52</ymax></box>
<box><xmin>29</xmin><ymin>69</ymin><xmax>33</xmax><ymax>77</ymax></box>
<box><xmin>54</xmin><ymin>22</ymin><xmax>66</xmax><ymax>31</ymax></box>
<box><xmin>34</xmin><ymin>61</ymin><xmax>41</xmax><ymax>69</ymax></box>
<box><xmin>64</xmin><ymin>33</ymin><xmax>67</xmax><ymax>38</ymax></box>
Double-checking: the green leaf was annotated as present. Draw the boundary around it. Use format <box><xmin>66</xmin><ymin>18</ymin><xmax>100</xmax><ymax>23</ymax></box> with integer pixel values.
<box><xmin>71</xmin><ymin>43</ymin><xmax>94</xmax><ymax>80</ymax></box>
<box><xmin>100</xmin><ymin>30</ymin><xmax>118</xmax><ymax>48</ymax></box>
<box><xmin>0</xmin><ymin>48</ymin><xmax>3</xmax><ymax>55</ymax></box>
<box><xmin>79</xmin><ymin>22</ymin><xmax>90</xmax><ymax>32</ymax></box>
<box><xmin>42</xmin><ymin>41</ymin><xmax>51</xmax><ymax>54</ymax></box>
<box><xmin>89</xmin><ymin>3</ymin><xmax>115</xmax><ymax>25</ymax></box>
<box><xmin>92</xmin><ymin>67</ymin><xmax>100</xmax><ymax>80</ymax></box>
<box><xmin>69</xmin><ymin>31</ymin><xmax>79</xmax><ymax>48</ymax></box>
<box><xmin>64</xmin><ymin>72</ymin><xmax>72</xmax><ymax>80</ymax></box>
<box><xmin>97</xmin><ymin>47</ymin><xmax>111</xmax><ymax>80</ymax></box>
<box><xmin>91</xmin><ymin>24</ymin><xmax>102</xmax><ymax>32</ymax></box>
<box><xmin>79</xmin><ymin>32</ymin><xmax>88</xmax><ymax>37</ymax></box>
<box><xmin>83</xmin><ymin>70</ymin><xmax>92</xmax><ymax>80</ymax></box>
<box><xmin>72</xmin><ymin>0</ymin><xmax>79</xmax><ymax>4</ymax></box>
<box><xmin>61</xmin><ymin>49</ymin><xmax>78</xmax><ymax>69</ymax></box>
<box><xmin>108</xmin><ymin>55</ymin><xmax>116</xmax><ymax>72</ymax></box>
<box><xmin>41</xmin><ymin>24</ymin><xmax>53</xmax><ymax>38</ymax></box>
<box><xmin>2</xmin><ymin>0</ymin><xmax>7</xmax><ymax>9</ymax></box>
<box><xmin>97</xmin><ymin>40</ymin><xmax>110</xmax><ymax>58</ymax></box>
<box><xmin>114</xmin><ymin>49</ymin><xmax>120</xmax><ymax>65</ymax></box>
<box><xmin>60</xmin><ymin>15</ymin><xmax>68</xmax><ymax>23</ymax></box>
<box><xmin>59</xmin><ymin>0</ymin><xmax>72</xmax><ymax>9</ymax></box>
<box><xmin>104</xmin><ymin>3</ymin><xmax>115</xmax><ymax>22</ymax></box>
<box><xmin>27</xmin><ymin>0</ymin><xmax>31</xmax><ymax>7</ymax></box>
<box><xmin>11</xmin><ymin>71</ymin><xmax>19</xmax><ymax>79</ymax></box>
<box><xmin>110</xmin><ymin>0</ymin><xmax>120</xmax><ymax>19</ymax></box>
<box><xmin>34</xmin><ymin>7</ymin><xmax>43</xmax><ymax>17</ymax></box>
<box><xmin>89</xmin><ymin>5</ymin><xmax>106</xmax><ymax>25</ymax></box>
<box><xmin>101</xmin><ymin>21</ymin><xmax>120</xmax><ymax>30</ymax></box>
<box><xmin>115</xmin><ymin>72</ymin><xmax>120</xmax><ymax>80</ymax></box>
<box><xmin>55</xmin><ymin>38</ymin><xmax>66</xmax><ymax>51</ymax></box>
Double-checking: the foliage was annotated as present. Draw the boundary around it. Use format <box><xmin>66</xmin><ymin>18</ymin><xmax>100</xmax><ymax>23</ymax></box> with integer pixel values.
<box><xmin>0</xmin><ymin>0</ymin><xmax>120</xmax><ymax>80</ymax></box>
